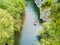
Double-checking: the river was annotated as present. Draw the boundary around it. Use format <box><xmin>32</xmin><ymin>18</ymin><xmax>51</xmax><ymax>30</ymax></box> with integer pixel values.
<box><xmin>20</xmin><ymin>2</ymin><xmax>41</xmax><ymax>45</ymax></box>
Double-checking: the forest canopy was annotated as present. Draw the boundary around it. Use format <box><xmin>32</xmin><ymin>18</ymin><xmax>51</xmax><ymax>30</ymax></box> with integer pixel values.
<box><xmin>39</xmin><ymin>0</ymin><xmax>60</xmax><ymax>45</ymax></box>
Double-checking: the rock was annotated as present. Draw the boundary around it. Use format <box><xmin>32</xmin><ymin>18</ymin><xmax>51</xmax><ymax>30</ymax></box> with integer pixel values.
<box><xmin>40</xmin><ymin>8</ymin><xmax>51</xmax><ymax>21</ymax></box>
<box><xmin>34</xmin><ymin>0</ymin><xmax>41</xmax><ymax>9</ymax></box>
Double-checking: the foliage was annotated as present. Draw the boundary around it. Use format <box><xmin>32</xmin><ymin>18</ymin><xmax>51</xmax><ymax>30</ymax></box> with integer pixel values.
<box><xmin>39</xmin><ymin>0</ymin><xmax>60</xmax><ymax>45</ymax></box>
<box><xmin>0</xmin><ymin>9</ymin><xmax>14</xmax><ymax>45</ymax></box>
<box><xmin>0</xmin><ymin>0</ymin><xmax>26</xmax><ymax>31</ymax></box>
<box><xmin>57</xmin><ymin>0</ymin><xmax>60</xmax><ymax>3</ymax></box>
<box><xmin>41</xmin><ymin>0</ymin><xmax>54</xmax><ymax>9</ymax></box>
<box><xmin>0</xmin><ymin>0</ymin><xmax>25</xmax><ymax>16</ymax></box>
<box><xmin>0</xmin><ymin>0</ymin><xmax>25</xmax><ymax>45</ymax></box>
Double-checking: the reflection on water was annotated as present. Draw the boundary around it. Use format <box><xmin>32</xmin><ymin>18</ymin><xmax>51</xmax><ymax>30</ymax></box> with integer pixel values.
<box><xmin>20</xmin><ymin>2</ymin><xmax>41</xmax><ymax>45</ymax></box>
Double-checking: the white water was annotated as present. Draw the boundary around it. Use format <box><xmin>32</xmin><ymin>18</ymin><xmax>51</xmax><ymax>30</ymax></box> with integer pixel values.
<box><xmin>20</xmin><ymin>2</ymin><xmax>41</xmax><ymax>45</ymax></box>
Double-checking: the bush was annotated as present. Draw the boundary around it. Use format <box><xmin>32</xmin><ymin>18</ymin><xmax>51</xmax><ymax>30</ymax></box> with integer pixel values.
<box><xmin>0</xmin><ymin>0</ymin><xmax>26</xmax><ymax>31</ymax></box>
<box><xmin>41</xmin><ymin>0</ymin><xmax>54</xmax><ymax>9</ymax></box>
<box><xmin>39</xmin><ymin>1</ymin><xmax>60</xmax><ymax>45</ymax></box>
<box><xmin>0</xmin><ymin>0</ymin><xmax>26</xmax><ymax>45</ymax></box>
<box><xmin>0</xmin><ymin>9</ymin><xmax>14</xmax><ymax>45</ymax></box>
<box><xmin>57</xmin><ymin>0</ymin><xmax>60</xmax><ymax>3</ymax></box>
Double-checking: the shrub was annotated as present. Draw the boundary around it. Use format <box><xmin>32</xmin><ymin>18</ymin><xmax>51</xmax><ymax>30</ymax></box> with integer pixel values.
<box><xmin>0</xmin><ymin>9</ymin><xmax>14</xmax><ymax>45</ymax></box>
<box><xmin>39</xmin><ymin>1</ymin><xmax>60</xmax><ymax>45</ymax></box>
<box><xmin>0</xmin><ymin>0</ymin><xmax>26</xmax><ymax>31</ymax></box>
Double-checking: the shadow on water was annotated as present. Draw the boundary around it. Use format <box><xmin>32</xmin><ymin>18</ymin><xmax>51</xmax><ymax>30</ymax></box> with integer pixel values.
<box><xmin>25</xmin><ymin>0</ymin><xmax>44</xmax><ymax>24</ymax></box>
<box><xmin>14</xmin><ymin>12</ymin><xmax>25</xmax><ymax>45</ymax></box>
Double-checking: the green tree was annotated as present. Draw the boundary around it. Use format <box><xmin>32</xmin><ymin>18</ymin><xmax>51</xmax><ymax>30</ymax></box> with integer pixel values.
<box><xmin>0</xmin><ymin>0</ymin><xmax>26</xmax><ymax>45</ymax></box>
<box><xmin>0</xmin><ymin>9</ymin><xmax>14</xmax><ymax>45</ymax></box>
<box><xmin>0</xmin><ymin>0</ymin><xmax>26</xmax><ymax>31</ymax></box>
<box><xmin>39</xmin><ymin>0</ymin><xmax>60</xmax><ymax>45</ymax></box>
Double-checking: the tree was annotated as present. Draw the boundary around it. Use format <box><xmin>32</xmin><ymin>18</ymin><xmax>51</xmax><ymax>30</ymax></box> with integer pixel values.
<box><xmin>39</xmin><ymin>0</ymin><xmax>60</xmax><ymax>45</ymax></box>
<box><xmin>0</xmin><ymin>9</ymin><xmax>14</xmax><ymax>45</ymax></box>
